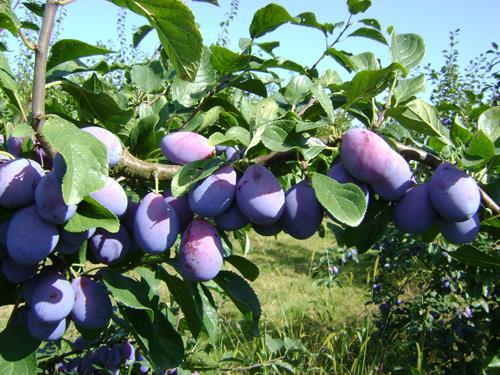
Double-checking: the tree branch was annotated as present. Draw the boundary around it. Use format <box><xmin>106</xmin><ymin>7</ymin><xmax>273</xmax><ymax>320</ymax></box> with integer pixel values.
<box><xmin>31</xmin><ymin>0</ymin><xmax>60</xmax><ymax>158</ymax></box>
<box><xmin>114</xmin><ymin>149</ymin><xmax>180</xmax><ymax>181</ymax></box>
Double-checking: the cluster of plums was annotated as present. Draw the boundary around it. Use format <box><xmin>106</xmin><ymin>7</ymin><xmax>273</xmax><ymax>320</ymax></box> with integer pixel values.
<box><xmin>54</xmin><ymin>337</ymin><xmax>155</xmax><ymax>374</ymax></box>
<box><xmin>338</xmin><ymin>128</ymin><xmax>481</xmax><ymax>243</ymax></box>
<box><xmin>0</xmin><ymin>124</ymin><xmax>481</xmax><ymax>344</ymax></box>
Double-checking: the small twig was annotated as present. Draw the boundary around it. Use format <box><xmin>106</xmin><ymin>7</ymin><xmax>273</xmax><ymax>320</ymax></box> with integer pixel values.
<box><xmin>297</xmin><ymin>96</ymin><xmax>317</xmax><ymax>117</ymax></box>
<box><xmin>18</xmin><ymin>29</ymin><xmax>36</xmax><ymax>50</ymax></box>
<box><xmin>114</xmin><ymin>149</ymin><xmax>180</xmax><ymax>181</ymax></box>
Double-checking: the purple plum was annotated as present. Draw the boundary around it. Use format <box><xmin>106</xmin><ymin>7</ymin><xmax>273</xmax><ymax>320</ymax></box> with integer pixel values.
<box><xmin>438</xmin><ymin>214</ymin><xmax>480</xmax><ymax>244</ymax></box>
<box><xmin>133</xmin><ymin>192</ymin><xmax>180</xmax><ymax>254</ymax></box>
<box><xmin>188</xmin><ymin>165</ymin><xmax>237</xmax><ymax>217</ymax></box>
<box><xmin>429</xmin><ymin>163</ymin><xmax>481</xmax><ymax>221</ymax></box>
<box><xmin>393</xmin><ymin>184</ymin><xmax>437</xmax><ymax>234</ymax></box>
<box><xmin>30</xmin><ymin>273</ymin><xmax>75</xmax><ymax>322</ymax></box>
<box><xmin>60</xmin><ymin>228</ymin><xmax>96</xmax><ymax>245</ymax></box>
<box><xmin>370</xmin><ymin>152</ymin><xmax>415</xmax><ymax>201</ymax></box>
<box><xmin>81</xmin><ymin>126</ymin><xmax>123</xmax><ymax>167</ymax></box>
<box><xmin>236</xmin><ymin>164</ymin><xmax>285</xmax><ymax>225</ymax></box>
<box><xmin>90</xmin><ymin>177</ymin><xmax>128</xmax><ymax>217</ymax></box>
<box><xmin>35</xmin><ymin>172</ymin><xmax>77</xmax><ymax>224</ymax></box>
<box><xmin>179</xmin><ymin>219</ymin><xmax>224</xmax><ymax>282</ymax></box>
<box><xmin>280</xmin><ymin>180</ymin><xmax>323</xmax><ymax>239</ymax></box>
<box><xmin>27</xmin><ymin>312</ymin><xmax>66</xmax><ymax>341</ymax></box>
<box><xmin>71</xmin><ymin>276</ymin><xmax>113</xmax><ymax>330</ymax></box>
<box><xmin>163</xmin><ymin>188</ymin><xmax>193</xmax><ymax>232</ymax></box>
<box><xmin>1</xmin><ymin>257</ymin><xmax>37</xmax><ymax>283</ymax></box>
<box><xmin>160</xmin><ymin>131</ymin><xmax>215</xmax><ymax>165</ymax></box>
<box><xmin>252</xmin><ymin>221</ymin><xmax>282</xmax><ymax>236</ymax></box>
<box><xmin>215</xmin><ymin>203</ymin><xmax>249</xmax><ymax>231</ymax></box>
<box><xmin>89</xmin><ymin>226</ymin><xmax>130</xmax><ymax>264</ymax></box>
<box><xmin>0</xmin><ymin>158</ymin><xmax>44</xmax><ymax>208</ymax></box>
<box><xmin>7</xmin><ymin>205</ymin><xmax>59</xmax><ymax>265</ymax></box>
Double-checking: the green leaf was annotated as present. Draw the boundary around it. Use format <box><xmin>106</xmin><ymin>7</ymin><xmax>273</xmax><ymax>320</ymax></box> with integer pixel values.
<box><xmin>47</xmin><ymin>39</ymin><xmax>112</xmax><ymax>70</ymax></box>
<box><xmin>193</xmin><ymin>0</ymin><xmax>218</xmax><ymax>4</ymax></box>
<box><xmin>359</xmin><ymin>18</ymin><xmax>381</xmax><ymax>30</ymax></box>
<box><xmin>225</xmin><ymin>255</ymin><xmax>259</xmax><ymax>281</ymax></box>
<box><xmin>348</xmin><ymin>27</ymin><xmax>387</xmax><ymax>45</ymax></box>
<box><xmin>102</xmin><ymin>269</ymin><xmax>154</xmax><ymax>318</ymax></box>
<box><xmin>210</xmin><ymin>45</ymin><xmax>248</xmax><ymax>75</ymax></box>
<box><xmin>230</xmin><ymin>78</ymin><xmax>267</xmax><ymax>97</ymax></box>
<box><xmin>347</xmin><ymin>0</ymin><xmax>372</xmax><ymax>14</ymax></box>
<box><xmin>0</xmin><ymin>319</ymin><xmax>39</xmax><ymax>374</ymax></box>
<box><xmin>478</xmin><ymin>106</ymin><xmax>500</xmax><ymax>141</ymax></box>
<box><xmin>214</xmin><ymin>270</ymin><xmax>261</xmax><ymax>335</ymax></box>
<box><xmin>393</xmin><ymin>74</ymin><xmax>426</xmax><ymax>105</ymax></box>
<box><xmin>345</xmin><ymin>63</ymin><xmax>404</xmax><ymax>107</ymax></box>
<box><xmin>350</xmin><ymin>52</ymin><xmax>380</xmax><ymax>71</ymax></box>
<box><xmin>310</xmin><ymin>82</ymin><xmax>334</xmax><ymax>121</ymax></box>
<box><xmin>0</xmin><ymin>0</ymin><xmax>19</xmax><ymax>35</ymax></box>
<box><xmin>293</xmin><ymin>12</ymin><xmax>334</xmax><ymax>35</ymax></box>
<box><xmin>208</xmin><ymin>126</ymin><xmax>251</xmax><ymax>147</ymax></box>
<box><xmin>390</xmin><ymin>99</ymin><xmax>450</xmax><ymax>142</ymax></box>
<box><xmin>108</xmin><ymin>0</ymin><xmax>202</xmax><ymax>81</ymax></box>
<box><xmin>0</xmin><ymin>64</ymin><xmax>26</xmax><ymax>120</ymax></box>
<box><xmin>64</xmin><ymin>196</ymin><xmax>119</xmax><ymax>233</ymax></box>
<box><xmin>171</xmin><ymin>158</ymin><xmax>225</xmax><ymax>197</ymax></box>
<box><xmin>343</xmin><ymin>198</ymin><xmax>391</xmax><ymax>252</ymax></box>
<box><xmin>256</xmin><ymin>41</ymin><xmax>280</xmax><ymax>55</ymax></box>
<box><xmin>60</xmin><ymin>81</ymin><xmax>133</xmax><ymax>133</ymax></box>
<box><xmin>285</xmin><ymin>75</ymin><xmax>312</xmax><ymax>104</ymax></box>
<box><xmin>450</xmin><ymin>246</ymin><xmax>500</xmax><ymax>269</ymax></box>
<box><xmin>450</xmin><ymin>116</ymin><xmax>472</xmax><ymax>145</ymax></box>
<box><xmin>390</xmin><ymin>32</ymin><xmax>425</xmax><ymax>70</ymax></box>
<box><xmin>326</xmin><ymin>48</ymin><xmax>356</xmax><ymax>73</ymax></box>
<box><xmin>172</xmin><ymin>46</ymin><xmax>216</xmax><ymax>107</ymax></box>
<box><xmin>249</xmin><ymin>3</ymin><xmax>295</xmax><ymax>38</ymax></box>
<box><xmin>133</xmin><ymin>24</ymin><xmax>153</xmax><ymax>48</ymax></box>
<box><xmin>312</xmin><ymin>173</ymin><xmax>367</xmax><ymax>227</ymax></box>
<box><xmin>156</xmin><ymin>267</ymin><xmax>202</xmax><ymax>338</ymax></box>
<box><xmin>261</xmin><ymin>124</ymin><xmax>294</xmax><ymax>152</ymax></box>
<box><xmin>42</xmin><ymin>117</ymin><xmax>108</xmax><ymax>205</ymax></box>
<box><xmin>22</xmin><ymin>2</ymin><xmax>44</xmax><ymax>17</ymax></box>
<box><xmin>121</xmin><ymin>306</ymin><xmax>184</xmax><ymax>371</ymax></box>
<box><xmin>466</xmin><ymin>130</ymin><xmax>495</xmax><ymax>161</ymax></box>
<box><xmin>130</xmin><ymin>61</ymin><xmax>164</xmax><ymax>93</ymax></box>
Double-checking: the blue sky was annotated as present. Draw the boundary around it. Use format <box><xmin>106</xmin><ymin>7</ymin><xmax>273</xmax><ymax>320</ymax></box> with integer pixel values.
<box><xmin>21</xmin><ymin>1</ymin><xmax>500</xmax><ymax>76</ymax></box>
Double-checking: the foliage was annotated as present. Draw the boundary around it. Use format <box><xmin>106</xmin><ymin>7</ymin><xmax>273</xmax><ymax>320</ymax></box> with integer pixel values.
<box><xmin>0</xmin><ymin>0</ymin><xmax>497</xmax><ymax>374</ymax></box>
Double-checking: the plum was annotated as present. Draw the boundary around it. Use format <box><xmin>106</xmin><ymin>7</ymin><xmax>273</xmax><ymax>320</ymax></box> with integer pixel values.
<box><xmin>216</xmin><ymin>145</ymin><xmax>243</xmax><ymax>162</ymax></box>
<box><xmin>179</xmin><ymin>219</ymin><xmax>224</xmax><ymax>282</ymax></box>
<box><xmin>7</xmin><ymin>205</ymin><xmax>59</xmax><ymax>265</ymax></box>
<box><xmin>7</xmin><ymin>135</ymin><xmax>24</xmax><ymax>156</ymax></box>
<box><xmin>89</xmin><ymin>226</ymin><xmax>130</xmax><ymax>264</ymax></box>
<box><xmin>23</xmin><ymin>269</ymin><xmax>61</xmax><ymax>305</ymax></box>
<box><xmin>215</xmin><ymin>203</ymin><xmax>249</xmax><ymax>231</ymax></box>
<box><xmin>121</xmin><ymin>340</ymin><xmax>136</xmax><ymax>365</ymax></box>
<box><xmin>57</xmin><ymin>238</ymin><xmax>82</xmax><ymax>255</ymax></box>
<box><xmin>90</xmin><ymin>177</ymin><xmax>128</xmax><ymax>217</ymax></box>
<box><xmin>327</xmin><ymin>162</ymin><xmax>369</xmax><ymax>203</ymax></box>
<box><xmin>163</xmin><ymin>188</ymin><xmax>193</xmax><ymax>232</ymax></box>
<box><xmin>27</xmin><ymin>312</ymin><xmax>66</xmax><ymax>341</ymax></box>
<box><xmin>0</xmin><ymin>219</ymin><xmax>9</xmax><ymax>246</ymax></box>
<box><xmin>160</xmin><ymin>131</ymin><xmax>215</xmax><ymax>165</ymax></box>
<box><xmin>188</xmin><ymin>165</ymin><xmax>237</xmax><ymax>217</ymax></box>
<box><xmin>134</xmin><ymin>192</ymin><xmax>179</xmax><ymax>254</ymax></box>
<box><xmin>53</xmin><ymin>153</ymin><xmax>66</xmax><ymax>181</ymax></box>
<box><xmin>61</xmin><ymin>228</ymin><xmax>96</xmax><ymax>245</ymax></box>
<box><xmin>281</xmin><ymin>180</ymin><xmax>323</xmax><ymax>239</ymax></box>
<box><xmin>393</xmin><ymin>184</ymin><xmax>437</xmax><ymax>234</ymax></box>
<box><xmin>438</xmin><ymin>215</ymin><xmax>480</xmax><ymax>244</ymax></box>
<box><xmin>122</xmin><ymin>200</ymin><xmax>138</xmax><ymax>232</ymax></box>
<box><xmin>1</xmin><ymin>257</ymin><xmax>37</xmax><ymax>283</ymax></box>
<box><xmin>81</xmin><ymin>126</ymin><xmax>123</xmax><ymax>167</ymax></box>
<box><xmin>71</xmin><ymin>276</ymin><xmax>113</xmax><ymax>330</ymax></box>
<box><xmin>252</xmin><ymin>221</ymin><xmax>282</xmax><ymax>236</ymax></box>
<box><xmin>429</xmin><ymin>163</ymin><xmax>481</xmax><ymax>221</ymax></box>
<box><xmin>236</xmin><ymin>164</ymin><xmax>285</xmax><ymax>225</ymax></box>
<box><xmin>340</xmin><ymin>128</ymin><xmax>396</xmax><ymax>183</ymax></box>
<box><xmin>31</xmin><ymin>273</ymin><xmax>74</xmax><ymax>322</ymax></box>
<box><xmin>0</xmin><ymin>158</ymin><xmax>44</xmax><ymax>208</ymax></box>
<box><xmin>370</xmin><ymin>153</ymin><xmax>415</xmax><ymax>201</ymax></box>
<box><xmin>35</xmin><ymin>172</ymin><xmax>77</xmax><ymax>224</ymax></box>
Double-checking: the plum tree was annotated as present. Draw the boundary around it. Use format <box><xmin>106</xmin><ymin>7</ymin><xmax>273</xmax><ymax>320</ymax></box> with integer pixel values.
<box><xmin>81</xmin><ymin>126</ymin><xmax>123</xmax><ymax>167</ymax></box>
<box><xmin>27</xmin><ymin>312</ymin><xmax>66</xmax><ymax>341</ymax></box>
<box><xmin>179</xmin><ymin>219</ymin><xmax>223</xmax><ymax>282</ymax></box>
<box><xmin>188</xmin><ymin>165</ymin><xmax>237</xmax><ymax>217</ymax></box>
<box><xmin>438</xmin><ymin>214</ymin><xmax>480</xmax><ymax>244</ymax></box>
<box><xmin>7</xmin><ymin>205</ymin><xmax>59</xmax><ymax>265</ymax></box>
<box><xmin>133</xmin><ymin>192</ymin><xmax>179</xmax><ymax>254</ymax></box>
<box><xmin>370</xmin><ymin>153</ymin><xmax>415</xmax><ymax>201</ymax></box>
<box><xmin>393</xmin><ymin>184</ymin><xmax>437</xmax><ymax>234</ymax></box>
<box><xmin>281</xmin><ymin>180</ymin><xmax>323</xmax><ymax>239</ymax></box>
<box><xmin>236</xmin><ymin>164</ymin><xmax>285</xmax><ymax>225</ymax></box>
<box><xmin>160</xmin><ymin>132</ymin><xmax>215</xmax><ymax>165</ymax></box>
<box><xmin>215</xmin><ymin>202</ymin><xmax>249</xmax><ymax>231</ymax></box>
<box><xmin>327</xmin><ymin>162</ymin><xmax>369</xmax><ymax>202</ymax></box>
<box><xmin>340</xmin><ymin>129</ymin><xmax>395</xmax><ymax>183</ymax></box>
<box><xmin>163</xmin><ymin>188</ymin><xmax>193</xmax><ymax>232</ymax></box>
<box><xmin>30</xmin><ymin>273</ymin><xmax>74</xmax><ymax>322</ymax></box>
<box><xmin>89</xmin><ymin>226</ymin><xmax>130</xmax><ymax>264</ymax></box>
<box><xmin>71</xmin><ymin>276</ymin><xmax>113</xmax><ymax>330</ymax></box>
<box><xmin>90</xmin><ymin>177</ymin><xmax>128</xmax><ymax>217</ymax></box>
<box><xmin>1</xmin><ymin>257</ymin><xmax>37</xmax><ymax>283</ymax></box>
<box><xmin>35</xmin><ymin>171</ymin><xmax>77</xmax><ymax>224</ymax></box>
<box><xmin>429</xmin><ymin>163</ymin><xmax>481</xmax><ymax>221</ymax></box>
<box><xmin>0</xmin><ymin>158</ymin><xmax>44</xmax><ymax>208</ymax></box>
